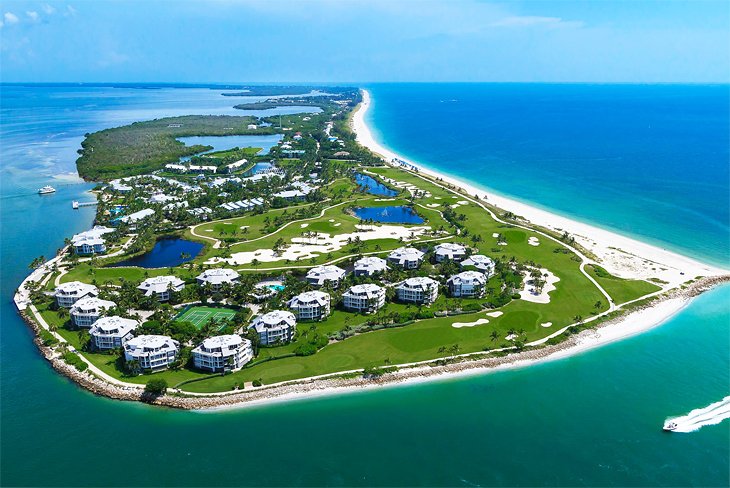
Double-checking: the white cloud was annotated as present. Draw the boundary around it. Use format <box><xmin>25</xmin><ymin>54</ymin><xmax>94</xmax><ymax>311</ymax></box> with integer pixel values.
<box><xmin>42</xmin><ymin>4</ymin><xmax>56</xmax><ymax>15</ymax></box>
<box><xmin>492</xmin><ymin>16</ymin><xmax>583</xmax><ymax>28</ymax></box>
<box><xmin>4</xmin><ymin>12</ymin><xmax>20</xmax><ymax>24</ymax></box>
<box><xmin>26</xmin><ymin>11</ymin><xmax>39</xmax><ymax>22</ymax></box>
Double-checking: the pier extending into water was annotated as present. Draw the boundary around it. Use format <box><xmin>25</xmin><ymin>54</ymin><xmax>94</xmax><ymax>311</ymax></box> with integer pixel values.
<box><xmin>72</xmin><ymin>200</ymin><xmax>98</xmax><ymax>209</ymax></box>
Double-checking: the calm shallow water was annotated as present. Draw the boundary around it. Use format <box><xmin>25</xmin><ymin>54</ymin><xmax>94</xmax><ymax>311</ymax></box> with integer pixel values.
<box><xmin>354</xmin><ymin>173</ymin><xmax>398</xmax><ymax>196</ymax></box>
<box><xmin>177</xmin><ymin>134</ymin><xmax>283</xmax><ymax>160</ymax></box>
<box><xmin>109</xmin><ymin>238</ymin><xmax>203</xmax><ymax>268</ymax></box>
<box><xmin>353</xmin><ymin>205</ymin><xmax>424</xmax><ymax>224</ymax></box>
<box><xmin>1</xmin><ymin>84</ymin><xmax>728</xmax><ymax>487</ymax></box>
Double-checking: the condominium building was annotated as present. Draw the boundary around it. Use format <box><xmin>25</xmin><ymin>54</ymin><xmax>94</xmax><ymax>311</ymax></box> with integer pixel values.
<box><xmin>192</xmin><ymin>335</ymin><xmax>253</xmax><ymax>372</ymax></box>
<box><xmin>306</xmin><ymin>265</ymin><xmax>346</xmax><ymax>287</ymax></box>
<box><xmin>434</xmin><ymin>242</ymin><xmax>468</xmax><ymax>263</ymax></box>
<box><xmin>353</xmin><ymin>256</ymin><xmax>389</xmax><ymax>277</ymax></box>
<box><xmin>395</xmin><ymin>277</ymin><xmax>439</xmax><ymax>305</ymax></box>
<box><xmin>124</xmin><ymin>335</ymin><xmax>180</xmax><ymax>372</ymax></box>
<box><xmin>137</xmin><ymin>275</ymin><xmax>185</xmax><ymax>302</ymax></box>
<box><xmin>387</xmin><ymin>247</ymin><xmax>425</xmax><ymax>269</ymax></box>
<box><xmin>460</xmin><ymin>254</ymin><xmax>495</xmax><ymax>277</ymax></box>
<box><xmin>287</xmin><ymin>291</ymin><xmax>331</xmax><ymax>321</ymax></box>
<box><xmin>342</xmin><ymin>284</ymin><xmax>386</xmax><ymax>314</ymax></box>
<box><xmin>89</xmin><ymin>316</ymin><xmax>138</xmax><ymax>351</ymax></box>
<box><xmin>447</xmin><ymin>271</ymin><xmax>488</xmax><ymax>298</ymax></box>
<box><xmin>250</xmin><ymin>310</ymin><xmax>297</xmax><ymax>345</ymax></box>
<box><xmin>54</xmin><ymin>281</ymin><xmax>99</xmax><ymax>308</ymax></box>
<box><xmin>71</xmin><ymin>226</ymin><xmax>115</xmax><ymax>255</ymax></box>
<box><xmin>70</xmin><ymin>297</ymin><xmax>116</xmax><ymax>328</ymax></box>
<box><xmin>196</xmin><ymin>268</ymin><xmax>240</xmax><ymax>291</ymax></box>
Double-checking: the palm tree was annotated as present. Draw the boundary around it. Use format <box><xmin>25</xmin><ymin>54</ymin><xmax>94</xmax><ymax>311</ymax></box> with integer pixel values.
<box><xmin>490</xmin><ymin>330</ymin><xmax>499</xmax><ymax>342</ymax></box>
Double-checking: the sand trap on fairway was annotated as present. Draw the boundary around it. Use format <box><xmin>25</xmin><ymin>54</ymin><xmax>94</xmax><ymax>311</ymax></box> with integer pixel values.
<box><xmin>519</xmin><ymin>267</ymin><xmax>560</xmax><ymax>304</ymax></box>
<box><xmin>505</xmin><ymin>334</ymin><xmax>518</xmax><ymax>341</ymax></box>
<box><xmin>528</xmin><ymin>236</ymin><xmax>540</xmax><ymax>246</ymax></box>
<box><xmin>452</xmin><ymin>318</ymin><xmax>489</xmax><ymax>328</ymax></box>
<box><xmin>300</xmin><ymin>223</ymin><xmax>309</xmax><ymax>228</ymax></box>
<box><xmin>541</xmin><ymin>322</ymin><xmax>553</xmax><ymax>328</ymax></box>
<box><xmin>486</xmin><ymin>311</ymin><xmax>503</xmax><ymax>318</ymax></box>
<box><xmin>205</xmin><ymin>229</ymin><xmax>213</xmax><ymax>232</ymax></box>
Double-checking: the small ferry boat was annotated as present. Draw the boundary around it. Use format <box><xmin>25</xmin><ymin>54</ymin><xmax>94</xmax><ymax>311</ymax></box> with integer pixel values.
<box><xmin>663</xmin><ymin>421</ymin><xmax>678</xmax><ymax>432</ymax></box>
<box><xmin>38</xmin><ymin>185</ymin><xmax>56</xmax><ymax>195</ymax></box>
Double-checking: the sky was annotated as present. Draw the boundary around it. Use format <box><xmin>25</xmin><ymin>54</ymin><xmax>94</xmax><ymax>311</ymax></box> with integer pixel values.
<box><xmin>1</xmin><ymin>0</ymin><xmax>729</xmax><ymax>83</ymax></box>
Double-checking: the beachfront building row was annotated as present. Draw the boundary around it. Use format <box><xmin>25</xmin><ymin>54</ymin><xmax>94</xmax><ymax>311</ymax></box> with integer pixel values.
<box><xmin>54</xmin><ymin>281</ymin><xmax>99</xmax><ymax>308</ymax></box>
<box><xmin>353</xmin><ymin>256</ymin><xmax>389</xmax><ymax>277</ymax></box>
<box><xmin>434</xmin><ymin>242</ymin><xmax>468</xmax><ymax>263</ymax></box>
<box><xmin>460</xmin><ymin>254</ymin><xmax>495</xmax><ymax>277</ymax></box>
<box><xmin>306</xmin><ymin>265</ymin><xmax>346</xmax><ymax>288</ymax></box>
<box><xmin>192</xmin><ymin>335</ymin><xmax>253</xmax><ymax>372</ymax></box>
<box><xmin>124</xmin><ymin>335</ymin><xmax>180</xmax><ymax>372</ymax></box>
<box><xmin>90</xmin><ymin>316</ymin><xmax>138</xmax><ymax>351</ymax></box>
<box><xmin>395</xmin><ymin>277</ymin><xmax>439</xmax><ymax>305</ymax></box>
<box><xmin>71</xmin><ymin>226</ymin><xmax>115</xmax><ymax>255</ymax></box>
<box><xmin>287</xmin><ymin>291</ymin><xmax>331</xmax><ymax>321</ymax></box>
<box><xmin>387</xmin><ymin>247</ymin><xmax>424</xmax><ymax>269</ymax></box>
<box><xmin>250</xmin><ymin>310</ymin><xmax>297</xmax><ymax>345</ymax></box>
<box><xmin>196</xmin><ymin>268</ymin><xmax>240</xmax><ymax>292</ymax></box>
<box><xmin>447</xmin><ymin>271</ymin><xmax>487</xmax><ymax>298</ymax></box>
<box><xmin>137</xmin><ymin>275</ymin><xmax>185</xmax><ymax>302</ymax></box>
<box><xmin>70</xmin><ymin>297</ymin><xmax>116</xmax><ymax>328</ymax></box>
<box><xmin>342</xmin><ymin>284</ymin><xmax>386</xmax><ymax>314</ymax></box>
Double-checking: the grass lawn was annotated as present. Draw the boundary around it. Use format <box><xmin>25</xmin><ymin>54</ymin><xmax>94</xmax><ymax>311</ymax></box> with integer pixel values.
<box><xmin>176</xmin><ymin>306</ymin><xmax>237</xmax><ymax>329</ymax></box>
<box><xmin>586</xmin><ymin>265</ymin><xmax>662</xmax><ymax>305</ymax></box>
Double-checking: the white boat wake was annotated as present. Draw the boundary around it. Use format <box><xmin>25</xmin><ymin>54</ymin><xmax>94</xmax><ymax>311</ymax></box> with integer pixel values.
<box><xmin>666</xmin><ymin>396</ymin><xmax>730</xmax><ymax>433</ymax></box>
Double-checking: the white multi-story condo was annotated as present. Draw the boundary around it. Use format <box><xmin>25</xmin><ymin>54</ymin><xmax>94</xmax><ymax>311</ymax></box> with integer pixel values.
<box><xmin>118</xmin><ymin>208</ymin><xmax>155</xmax><ymax>225</ymax></box>
<box><xmin>306</xmin><ymin>265</ymin><xmax>346</xmax><ymax>287</ymax></box>
<box><xmin>434</xmin><ymin>242</ymin><xmax>468</xmax><ymax>263</ymax></box>
<box><xmin>124</xmin><ymin>335</ymin><xmax>180</xmax><ymax>372</ymax></box>
<box><xmin>447</xmin><ymin>271</ymin><xmax>488</xmax><ymax>298</ymax></box>
<box><xmin>460</xmin><ymin>254</ymin><xmax>495</xmax><ymax>277</ymax></box>
<box><xmin>342</xmin><ymin>284</ymin><xmax>386</xmax><ymax>314</ymax></box>
<box><xmin>287</xmin><ymin>290</ymin><xmax>331</xmax><ymax>321</ymax></box>
<box><xmin>70</xmin><ymin>297</ymin><xmax>117</xmax><ymax>328</ymax></box>
<box><xmin>196</xmin><ymin>268</ymin><xmax>240</xmax><ymax>292</ymax></box>
<box><xmin>387</xmin><ymin>247</ymin><xmax>425</xmax><ymax>269</ymax></box>
<box><xmin>54</xmin><ymin>281</ymin><xmax>99</xmax><ymax>308</ymax></box>
<box><xmin>250</xmin><ymin>310</ymin><xmax>297</xmax><ymax>345</ymax></box>
<box><xmin>89</xmin><ymin>316</ymin><xmax>138</xmax><ymax>351</ymax></box>
<box><xmin>71</xmin><ymin>226</ymin><xmax>115</xmax><ymax>255</ymax></box>
<box><xmin>192</xmin><ymin>335</ymin><xmax>253</xmax><ymax>372</ymax></box>
<box><xmin>137</xmin><ymin>275</ymin><xmax>185</xmax><ymax>302</ymax></box>
<box><xmin>396</xmin><ymin>277</ymin><xmax>439</xmax><ymax>305</ymax></box>
<box><xmin>353</xmin><ymin>256</ymin><xmax>389</xmax><ymax>277</ymax></box>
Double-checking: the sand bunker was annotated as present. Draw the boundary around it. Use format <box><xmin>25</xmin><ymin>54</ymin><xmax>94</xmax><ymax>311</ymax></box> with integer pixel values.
<box><xmin>486</xmin><ymin>311</ymin><xmax>503</xmax><ymax>318</ymax></box>
<box><xmin>541</xmin><ymin>322</ymin><xmax>553</xmax><ymax>328</ymax></box>
<box><xmin>528</xmin><ymin>236</ymin><xmax>540</xmax><ymax>246</ymax></box>
<box><xmin>519</xmin><ymin>267</ymin><xmax>560</xmax><ymax>304</ymax></box>
<box><xmin>300</xmin><ymin>223</ymin><xmax>309</xmax><ymax>228</ymax></box>
<box><xmin>452</xmin><ymin>318</ymin><xmax>489</xmax><ymax>329</ymax></box>
<box><xmin>505</xmin><ymin>334</ymin><xmax>518</xmax><ymax>341</ymax></box>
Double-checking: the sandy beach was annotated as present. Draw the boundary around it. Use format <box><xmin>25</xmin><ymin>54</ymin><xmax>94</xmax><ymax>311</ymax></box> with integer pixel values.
<box><xmin>352</xmin><ymin>89</ymin><xmax>727</xmax><ymax>288</ymax></box>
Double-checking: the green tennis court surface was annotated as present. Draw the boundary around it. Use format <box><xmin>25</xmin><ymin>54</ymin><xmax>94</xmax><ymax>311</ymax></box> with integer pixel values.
<box><xmin>176</xmin><ymin>306</ymin><xmax>237</xmax><ymax>329</ymax></box>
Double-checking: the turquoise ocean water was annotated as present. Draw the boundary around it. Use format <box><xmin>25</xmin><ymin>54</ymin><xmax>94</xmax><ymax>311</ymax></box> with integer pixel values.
<box><xmin>1</xmin><ymin>84</ymin><xmax>728</xmax><ymax>486</ymax></box>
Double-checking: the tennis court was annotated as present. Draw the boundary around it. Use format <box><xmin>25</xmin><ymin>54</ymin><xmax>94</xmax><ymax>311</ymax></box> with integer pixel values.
<box><xmin>176</xmin><ymin>306</ymin><xmax>237</xmax><ymax>329</ymax></box>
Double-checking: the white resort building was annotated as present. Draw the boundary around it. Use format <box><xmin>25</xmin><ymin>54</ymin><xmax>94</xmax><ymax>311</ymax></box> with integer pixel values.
<box><xmin>353</xmin><ymin>256</ymin><xmax>389</xmax><ymax>277</ymax></box>
<box><xmin>396</xmin><ymin>277</ymin><xmax>439</xmax><ymax>305</ymax></box>
<box><xmin>196</xmin><ymin>268</ymin><xmax>240</xmax><ymax>291</ymax></box>
<box><xmin>447</xmin><ymin>271</ymin><xmax>488</xmax><ymax>298</ymax></box>
<box><xmin>118</xmin><ymin>208</ymin><xmax>155</xmax><ymax>226</ymax></box>
<box><xmin>54</xmin><ymin>281</ymin><xmax>99</xmax><ymax>308</ymax></box>
<box><xmin>287</xmin><ymin>291</ymin><xmax>331</xmax><ymax>321</ymax></box>
<box><xmin>124</xmin><ymin>335</ymin><xmax>180</xmax><ymax>372</ymax></box>
<box><xmin>306</xmin><ymin>265</ymin><xmax>346</xmax><ymax>287</ymax></box>
<box><xmin>460</xmin><ymin>254</ymin><xmax>495</xmax><ymax>277</ymax></box>
<box><xmin>71</xmin><ymin>226</ymin><xmax>115</xmax><ymax>255</ymax></box>
<box><xmin>89</xmin><ymin>316</ymin><xmax>138</xmax><ymax>351</ymax></box>
<box><xmin>250</xmin><ymin>310</ymin><xmax>297</xmax><ymax>345</ymax></box>
<box><xmin>387</xmin><ymin>247</ymin><xmax>425</xmax><ymax>269</ymax></box>
<box><xmin>137</xmin><ymin>275</ymin><xmax>185</xmax><ymax>302</ymax></box>
<box><xmin>434</xmin><ymin>242</ymin><xmax>468</xmax><ymax>263</ymax></box>
<box><xmin>70</xmin><ymin>297</ymin><xmax>116</xmax><ymax>328</ymax></box>
<box><xmin>192</xmin><ymin>335</ymin><xmax>253</xmax><ymax>372</ymax></box>
<box><xmin>343</xmin><ymin>284</ymin><xmax>386</xmax><ymax>314</ymax></box>
<box><xmin>226</xmin><ymin>159</ymin><xmax>248</xmax><ymax>173</ymax></box>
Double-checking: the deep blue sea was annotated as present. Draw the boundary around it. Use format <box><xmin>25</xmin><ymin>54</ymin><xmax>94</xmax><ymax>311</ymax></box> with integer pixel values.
<box><xmin>1</xmin><ymin>84</ymin><xmax>728</xmax><ymax>486</ymax></box>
